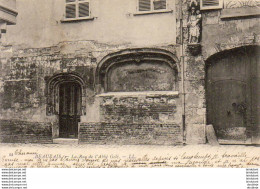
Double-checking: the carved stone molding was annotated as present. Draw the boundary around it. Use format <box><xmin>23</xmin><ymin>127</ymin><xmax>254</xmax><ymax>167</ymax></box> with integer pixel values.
<box><xmin>45</xmin><ymin>72</ymin><xmax>87</xmax><ymax>116</ymax></box>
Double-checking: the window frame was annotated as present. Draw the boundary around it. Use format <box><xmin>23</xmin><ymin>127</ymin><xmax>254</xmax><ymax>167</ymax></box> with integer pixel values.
<box><xmin>200</xmin><ymin>0</ymin><xmax>223</xmax><ymax>10</ymax></box>
<box><xmin>137</xmin><ymin>0</ymin><xmax>168</xmax><ymax>13</ymax></box>
<box><xmin>64</xmin><ymin>0</ymin><xmax>91</xmax><ymax>21</ymax></box>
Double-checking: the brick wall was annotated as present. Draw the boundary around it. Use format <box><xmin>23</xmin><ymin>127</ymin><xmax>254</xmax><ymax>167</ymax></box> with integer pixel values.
<box><xmin>0</xmin><ymin>120</ymin><xmax>53</xmax><ymax>143</ymax></box>
<box><xmin>93</xmin><ymin>92</ymin><xmax>183</xmax><ymax>145</ymax></box>
<box><xmin>79</xmin><ymin>122</ymin><xmax>183</xmax><ymax>145</ymax></box>
<box><xmin>99</xmin><ymin>92</ymin><xmax>181</xmax><ymax>124</ymax></box>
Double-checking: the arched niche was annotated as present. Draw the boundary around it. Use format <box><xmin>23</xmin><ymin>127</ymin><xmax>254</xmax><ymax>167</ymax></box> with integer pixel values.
<box><xmin>95</xmin><ymin>48</ymin><xmax>180</xmax><ymax>93</ymax></box>
<box><xmin>45</xmin><ymin>72</ymin><xmax>86</xmax><ymax>116</ymax></box>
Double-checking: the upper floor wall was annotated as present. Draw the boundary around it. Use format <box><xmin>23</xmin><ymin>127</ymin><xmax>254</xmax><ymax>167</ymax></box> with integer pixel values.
<box><xmin>5</xmin><ymin>0</ymin><xmax>176</xmax><ymax>48</ymax></box>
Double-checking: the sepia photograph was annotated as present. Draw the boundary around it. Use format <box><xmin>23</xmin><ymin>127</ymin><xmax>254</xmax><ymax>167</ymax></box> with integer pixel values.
<box><xmin>0</xmin><ymin>0</ymin><xmax>259</xmax><ymax>178</ymax></box>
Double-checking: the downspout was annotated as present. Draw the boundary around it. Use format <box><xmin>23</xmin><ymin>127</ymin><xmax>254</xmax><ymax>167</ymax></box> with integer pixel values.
<box><xmin>179</xmin><ymin>0</ymin><xmax>186</xmax><ymax>144</ymax></box>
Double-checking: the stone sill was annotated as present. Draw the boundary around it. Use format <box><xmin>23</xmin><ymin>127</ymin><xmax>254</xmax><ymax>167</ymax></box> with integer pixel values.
<box><xmin>97</xmin><ymin>91</ymin><xmax>179</xmax><ymax>97</ymax></box>
<box><xmin>221</xmin><ymin>7</ymin><xmax>260</xmax><ymax>19</ymax></box>
<box><xmin>218</xmin><ymin>139</ymin><xmax>252</xmax><ymax>145</ymax></box>
<box><xmin>53</xmin><ymin>138</ymin><xmax>79</xmax><ymax>144</ymax></box>
<box><xmin>61</xmin><ymin>17</ymin><xmax>95</xmax><ymax>23</ymax></box>
<box><xmin>133</xmin><ymin>10</ymin><xmax>173</xmax><ymax>16</ymax></box>
<box><xmin>0</xmin><ymin>13</ymin><xmax>16</xmax><ymax>25</ymax></box>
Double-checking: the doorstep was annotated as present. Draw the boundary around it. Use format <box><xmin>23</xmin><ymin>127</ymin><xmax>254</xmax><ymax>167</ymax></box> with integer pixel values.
<box><xmin>53</xmin><ymin>138</ymin><xmax>79</xmax><ymax>145</ymax></box>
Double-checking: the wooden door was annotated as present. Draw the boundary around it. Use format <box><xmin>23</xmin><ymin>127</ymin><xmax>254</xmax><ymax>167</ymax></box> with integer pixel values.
<box><xmin>59</xmin><ymin>82</ymin><xmax>81</xmax><ymax>138</ymax></box>
<box><xmin>206</xmin><ymin>47</ymin><xmax>259</xmax><ymax>143</ymax></box>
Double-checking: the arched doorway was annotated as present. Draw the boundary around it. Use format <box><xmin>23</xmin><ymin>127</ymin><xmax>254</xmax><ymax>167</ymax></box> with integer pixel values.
<box><xmin>46</xmin><ymin>73</ymin><xmax>86</xmax><ymax>138</ymax></box>
<box><xmin>206</xmin><ymin>46</ymin><xmax>259</xmax><ymax>143</ymax></box>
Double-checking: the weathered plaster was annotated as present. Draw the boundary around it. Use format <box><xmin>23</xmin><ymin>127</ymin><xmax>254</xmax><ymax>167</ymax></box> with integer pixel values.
<box><xmin>4</xmin><ymin>0</ymin><xmax>177</xmax><ymax>48</ymax></box>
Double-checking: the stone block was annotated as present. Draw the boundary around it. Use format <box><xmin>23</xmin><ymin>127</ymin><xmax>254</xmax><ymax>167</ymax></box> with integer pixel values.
<box><xmin>206</xmin><ymin>124</ymin><xmax>219</xmax><ymax>146</ymax></box>
<box><xmin>186</xmin><ymin>124</ymin><xmax>206</xmax><ymax>144</ymax></box>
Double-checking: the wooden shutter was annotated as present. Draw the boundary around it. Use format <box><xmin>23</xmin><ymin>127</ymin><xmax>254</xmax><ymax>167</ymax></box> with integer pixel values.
<box><xmin>200</xmin><ymin>0</ymin><xmax>223</xmax><ymax>10</ymax></box>
<box><xmin>139</xmin><ymin>0</ymin><xmax>151</xmax><ymax>11</ymax></box>
<box><xmin>66</xmin><ymin>4</ymin><xmax>76</xmax><ymax>18</ymax></box>
<box><xmin>79</xmin><ymin>2</ymin><xmax>90</xmax><ymax>17</ymax></box>
<box><xmin>153</xmin><ymin>0</ymin><xmax>166</xmax><ymax>10</ymax></box>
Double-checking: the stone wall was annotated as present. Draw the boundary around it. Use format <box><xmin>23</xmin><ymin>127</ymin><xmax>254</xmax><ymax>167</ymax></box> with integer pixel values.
<box><xmin>177</xmin><ymin>0</ymin><xmax>206</xmax><ymax>144</ymax></box>
<box><xmin>184</xmin><ymin>54</ymin><xmax>206</xmax><ymax>144</ymax></box>
<box><xmin>0</xmin><ymin>43</ymin><xmax>96</xmax><ymax>122</ymax></box>
<box><xmin>0</xmin><ymin>41</ymin><xmax>184</xmax><ymax>144</ymax></box>
<box><xmin>0</xmin><ymin>42</ymin><xmax>179</xmax><ymax>121</ymax></box>
<box><xmin>202</xmin><ymin>10</ymin><xmax>260</xmax><ymax>59</ymax></box>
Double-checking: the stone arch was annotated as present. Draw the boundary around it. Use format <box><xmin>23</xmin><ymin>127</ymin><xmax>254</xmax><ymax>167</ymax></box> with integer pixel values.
<box><xmin>46</xmin><ymin>72</ymin><xmax>86</xmax><ymax>116</ymax></box>
<box><xmin>95</xmin><ymin>48</ymin><xmax>180</xmax><ymax>93</ymax></box>
<box><xmin>203</xmin><ymin>44</ymin><xmax>260</xmax><ymax>61</ymax></box>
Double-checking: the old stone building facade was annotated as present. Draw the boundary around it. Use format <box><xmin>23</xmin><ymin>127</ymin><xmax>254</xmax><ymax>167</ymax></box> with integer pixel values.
<box><xmin>0</xmin><ymin>0</ymin><xmax>259</xmax><ymax>145</ymax></box>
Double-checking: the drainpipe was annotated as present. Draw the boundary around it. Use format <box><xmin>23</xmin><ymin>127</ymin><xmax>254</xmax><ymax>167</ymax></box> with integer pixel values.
<box><xmin>179</xmin><ymin>0</ymin><xmax>186</xmax><ymax>144</ymax></box>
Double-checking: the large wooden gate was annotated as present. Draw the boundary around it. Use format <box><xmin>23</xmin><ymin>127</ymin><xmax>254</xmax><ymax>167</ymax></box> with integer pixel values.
<box><xmin>206</xmin><ymin>46</ymin><xmax>259</xmax><ymax>144</ymax></box>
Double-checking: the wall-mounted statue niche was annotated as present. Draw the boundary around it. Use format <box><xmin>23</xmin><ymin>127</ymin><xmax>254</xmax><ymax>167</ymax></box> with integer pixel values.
<box><xmin>187</xmin><ymin>0</ymin><xmax>202</xmax><ymax>55</ymax></box>
<box><xmin>188</xmin><ymin>0</ymin><xmax>202</xmax><ymax>44</ymax></box>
